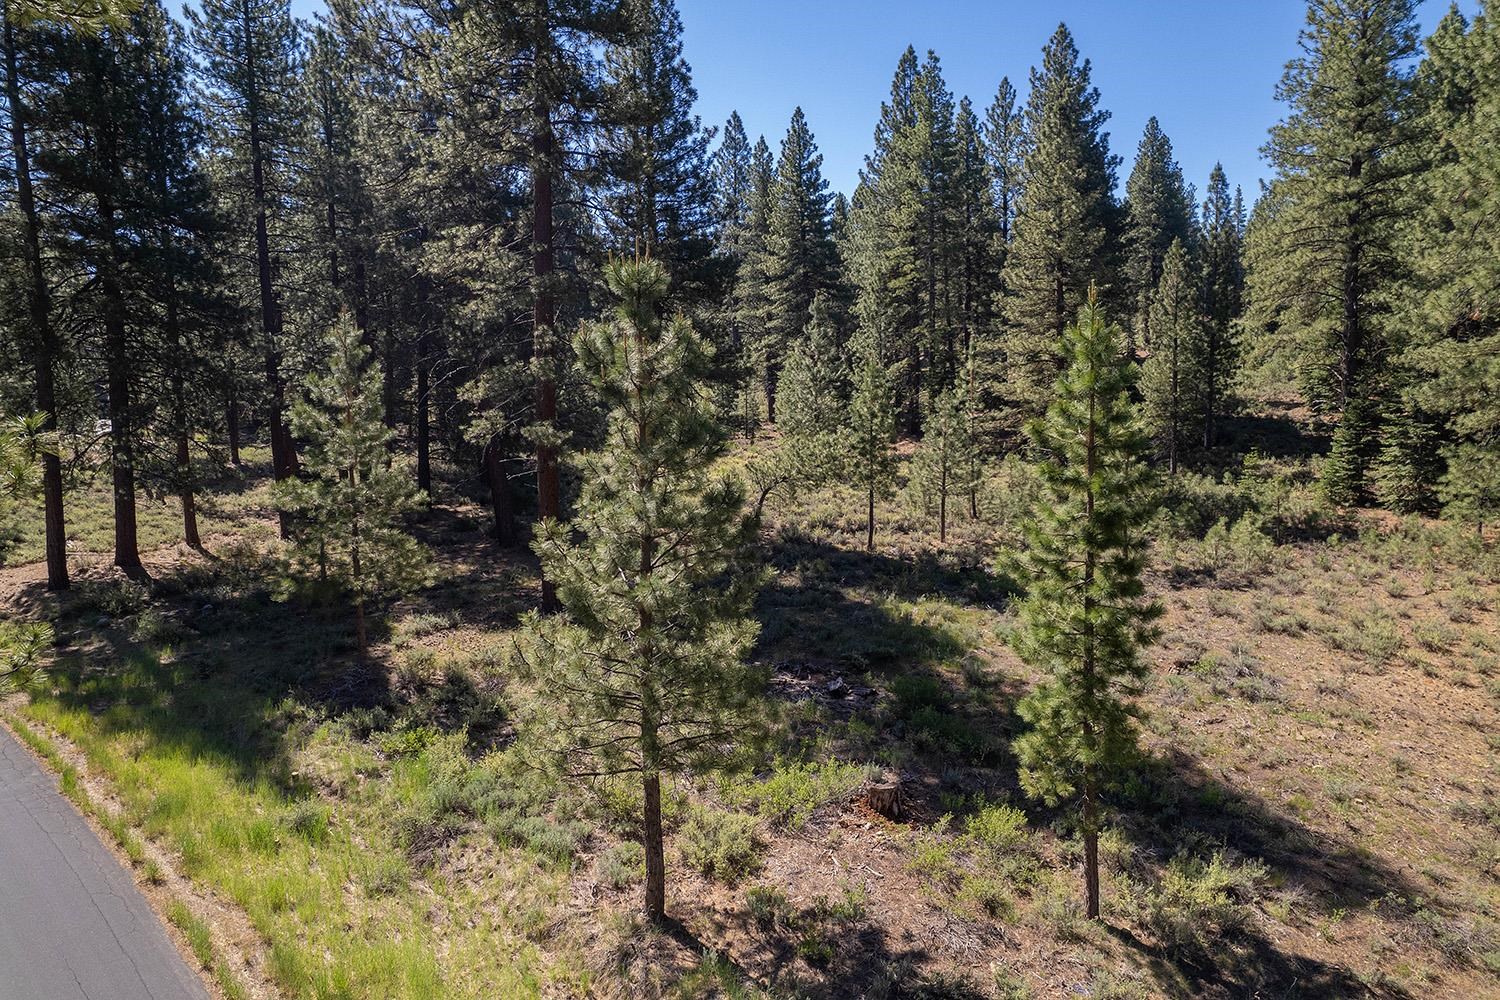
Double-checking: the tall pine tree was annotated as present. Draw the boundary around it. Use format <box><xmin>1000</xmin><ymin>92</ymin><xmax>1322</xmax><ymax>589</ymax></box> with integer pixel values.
<box><xmin>998</xmin><ymin>24</ymin><xmax>1120</xmax><ymax>428</ymax></box>
<box><xmin>519</xmin><ymin>258</ymin><xmax>762</xmax><ymax>925</ymax></box>
<box><xmin>1249</xmin><ymin>0</ymin><xmax>1422</xmax><ymax>504</ymax></box>
<box><xmin>1011</xmin><ymin>289</ymin><xmax>1159</xmax><ymax>921</ymax></box>
<box><xmin>1122</xmin><ymin>116</ymin><xmax>1193</xmax><ymax>352</ymax></box>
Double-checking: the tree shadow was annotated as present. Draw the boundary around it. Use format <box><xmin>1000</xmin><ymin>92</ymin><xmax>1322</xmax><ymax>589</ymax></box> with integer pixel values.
<box><xmin>396</xmin><ymin>501</ymin><xmax>540</xmax><ymax>631</ymax></box>
<box><xmin>1105</xmin><ymin>749</ymin><xmax>1431</xmax><ymax>998</ymax></box>
<box><xmin>33</xmin><ymin>555</ymin><xmax>394</xmax><ymax>797</ymax></box>
<box><xmin>754</xmin><ymin>530</ymin><xmax>1027</xmax><ymax>816</ymax></box>
<box><xmin>1214</xmin><ymin>402</ymin><xmax>1332</xmax><ymax>465</ymax></box>
<box><xmin>683</xmin><ymin>893</ymin><xmax>988</xmax><ymax>999</ymax></box>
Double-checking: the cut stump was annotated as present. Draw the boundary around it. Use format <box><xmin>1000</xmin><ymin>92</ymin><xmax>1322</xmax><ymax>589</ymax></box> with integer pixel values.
<box><xmin>865</xmin><ymin>773</ymin><xmax>903</xmax><ymax>820</ymax></box>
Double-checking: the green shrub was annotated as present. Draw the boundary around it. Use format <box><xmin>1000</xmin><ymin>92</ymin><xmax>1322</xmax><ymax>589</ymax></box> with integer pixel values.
<box><xmin>746</xmin><ymin>885</ymin><xmax>793</xmax><ymax>929</ymax></box>
<box><xmin>599</xmin><ymin>841</ymin><xmax>643</xmax><ymax>889</ymax></box>
<box><xmin>965</xmin><ymin>803</ymin><xmax>1029</xmax><ymax>852</ymax></box>
<box><xmin>726</xmin><ymin>759</ymin><xmax>871</xmax><ymax>829</ymax></box>
<box><xmin>678</xmin><ymin>806</ymin><xmax>764</xmax><ymax>883</ymax></box>
<box><xmin>1144</xmin><ymin>851</ymin><xmax>1266</xmax><ymax>956</ymax></box>
<box><xmin>889</xmin><ymin>672</ymin><xmax>947</xmax><ymax>715</ymax></box>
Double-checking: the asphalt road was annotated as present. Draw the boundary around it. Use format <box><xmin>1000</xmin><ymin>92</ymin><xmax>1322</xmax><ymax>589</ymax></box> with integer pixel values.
<box><xmin>0</xmin><ymin>723</ymin><xmax>209</xmax><ymax>1000</ymax></box>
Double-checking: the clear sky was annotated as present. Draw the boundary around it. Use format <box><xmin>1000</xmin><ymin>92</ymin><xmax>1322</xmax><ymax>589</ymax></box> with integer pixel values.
<box><xmin>677</xmin><ymin>0</ymin><xmax>1472</xmax><ymax>204</ymax></box>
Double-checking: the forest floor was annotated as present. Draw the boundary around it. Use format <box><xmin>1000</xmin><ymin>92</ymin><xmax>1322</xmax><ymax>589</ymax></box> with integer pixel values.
<box><xmin>1</xmin><ymin>421</ymin><xmax>1498</xmax><ymax>1000</ymax></box>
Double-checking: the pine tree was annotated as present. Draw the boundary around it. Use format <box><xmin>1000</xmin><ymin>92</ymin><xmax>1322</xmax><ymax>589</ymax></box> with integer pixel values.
<box><xmin>1140</xmin><ymin>239</ymin><xmax>1205</xmax><ymax>473</ymax></box>
<box><xmin>34</xmin><ymin>5</ymin><xmax>164</xmax><ymax>578</ymax></box>
<box><xmin>2</xmin><ymin>3</ymin><xmax>67</xmax><ymax>588</ymax></box>
<box><xmin>276</xmin><ymin>314</ymin><xmax>430</xmax><ymax>658</ymax></box>
<box><xmin>1320</xmin><ymin>395</ymin><xmax>1378</xmax><ymax>506</ymax></box>
<box><xmin>600</xmin><ymin>0</ymin><xmax>716</xmax><ymax>300</ymax></box>
<box><xmin>755</xmin><ymin>107</ymin><xmax>839</xmax><ymax>421</ymax></box>
<box><xmin>1011</xmin><ymin>289</ymin><xmax>1158</xmax><ymax>922</ymax></box>
<box><xmin>728</xmin><ymin>133</ymin><xmax>775</xmax><ymax>432</ymax></box>
<box><xmin>1199</xmin><ymin>163</ymin><xmax>1244</xmax><ymax>447</ymax></box>
<box><xmin>136</xmin><ymin>1</ymin><xmax>225</xmax><ymax>551</ymax></box>
<box><xmin>1250</xmin><ymin>0</ymin><xmax>1422</xmax><ymax>497</ymax></box>
<box><xmin>1438</xmin><ymin>445</ymin><xmax>1500</xmax><ymax>535</ymax></box>
<box><xmin>1372</xmin><ymin>403</ymin><xmax>1440</xmax><ymax>513</ymax></box>
<box><xmin>776</xmin><ymin>292</ymin><xmax>848</xmax><ymax>486</ymax></box>
<box><xmin>1402</xmin><ymin>7</ymin><xmax>1500</xmax><ymax>534</ymax></box>
<box><xmin>519</xmin><ymin>258</ymin><xmax>763</xmax><ymax>925</ymax></box>
<box><xmin>1122</xmin><ymin>117</ymin><xmax>1193</xmax><ymax>352</ymax></box>
<box><xmin>949</xmin><ymin>96</ymin><xmax>999</xmax><ymax>401</ymax></box>
<box><xmin>712</xmin><ymin>111</ymin><xmax>753</xmax><ymax>249</ymax></box>
<box><xmin>845</xmin><ymin>47</ymin><xmax>922</xmax><ymax>430</ymax></box>
<box><xmin>998</xmin><ymin>24</ymin><xmax>1120</xmax><ymax>427</ymax></box>
<box><xmin>848</xmin><ymin>340</ymin><xmax>896</xmax><ymax>551</ymax></box>
<box><xmin>909</xmin><ymin>386</ymin><xmax>974</xmax><ymax>543</ymax></box>
<box><xmin>427</xmin><ymin>0</ymin><xmax>623</xmax><ymax>610</ymax></box>
<box><xmin>188</xmin><ymin>0</ymin><xmax>303</xmax><ymax>535</ymax></box>
<box><xmin>983</xmin><ymin>75</ymin><xmax>1025</xmax><ymax>251</ymax></box>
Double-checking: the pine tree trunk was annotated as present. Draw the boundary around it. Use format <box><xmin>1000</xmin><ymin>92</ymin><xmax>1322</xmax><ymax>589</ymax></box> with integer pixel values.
<box><xmin>104</xmin><ymin>282</ymin><xmax>143</xmax><ymax>577</ymax></box>
<box><xmin>244</xmin><ymin>27</ymin><xmax>295</xmax><ymax>538</ymax></box>
<box><xmin>642</xmin><ymin>771</ymin><xmax>666</xmax><ymax>924</ymax></box>
<box><xmin>97</xmin><ymin>169</ymin><xmax>144</xmax><ymax>579</ymax></box>
<box><xmin>1083</xmin><ymin>782</ymin><xmax>1100</xmax><ymax>920</ymax></box>
<box><xmin>5</xmin><ymin>12</ymin><xmax>67</xmax><ymax>590</ymax></box>
<box><xmin>354</xmin><ymin>598</ymin><xmax>367</xmax><ymax>659</ymax></box>
<box><xmin>178</xmin><ymin>426</ymin><xmax>200</xmax><ymax>548</ymax></box>
<box><xmin>226</xmin><ymin>388</ymin><xmax>242</xmax><ymax>467</ymax></box>
<box><xmin>939</xmin><ymin>466</ymin><xmax>947</xmax><ymax>543</ymax></box>
<box><xmin>866</xmin><ymin>479</ymin><xmax>876</xmax><ymax>552</ymax></box>
<box><xmin>1168</xmin><ymin>344</ymin><xmax>1179</xmax><ymax>474</ymax></box>
<box><xmin>483</xmin><ymin>439</ymin><xmax>517</xmax><ymax>547</ymax></box>
<box><xmin>1203</xmin><ymin>324</ymin><xmax>1218</xmax><ymax>449</ymax></box>
<box><xmin>416</xmin><ymin>333</ymin><xmax>431</xmax><ymax>495</ymax></box>
<box><xmin>532</xmin><ymin>50</ymin><xmax>560</xmax><ymax>613</ymax></box>
<box><xmin>382</xmin><ymin>325</ymin><xmax>397</xmax><ymax>431</ymax></box>
<box><xmin>763</xmin><ymin>364</ymin><xmax>777</xmax><ymax>424</ymax></box>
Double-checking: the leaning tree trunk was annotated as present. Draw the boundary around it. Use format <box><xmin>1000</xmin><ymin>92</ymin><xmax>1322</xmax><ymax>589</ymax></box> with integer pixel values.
<box><xmin>4</xmin><ymin>11</ymin><xmax>67</xmax><ymax>589</ymax></box>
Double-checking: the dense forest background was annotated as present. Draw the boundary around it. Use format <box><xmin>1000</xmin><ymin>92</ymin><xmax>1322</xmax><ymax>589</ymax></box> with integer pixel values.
<box><xmin>2</xmin><ymin>0</ymin><xmax>1495</xmax><ymax>585</ymax></box>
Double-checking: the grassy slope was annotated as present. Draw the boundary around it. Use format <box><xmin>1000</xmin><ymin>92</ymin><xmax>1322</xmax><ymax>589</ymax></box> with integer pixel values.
<box><xmin>2</xmin><ymin>429</ymin><xmax>1497</xmax><ymax>999</ymax></box>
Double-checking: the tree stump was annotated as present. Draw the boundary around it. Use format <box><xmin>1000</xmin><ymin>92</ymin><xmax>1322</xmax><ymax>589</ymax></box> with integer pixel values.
<box><xmin>865</xmin><ymin>773</ymin><xmax>904</xmax><ymax>820</ymax></box>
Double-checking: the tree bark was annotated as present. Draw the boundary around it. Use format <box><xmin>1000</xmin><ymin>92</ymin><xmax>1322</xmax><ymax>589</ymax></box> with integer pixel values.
<box><xmin>866</xmin><ymin>480</ymin><xmax>876</xmax><ymax>552</ymax></box>
<box><xmin>415</xmin><ymin>332</ymin><xmax>431</xmax><ymax>495</ymax></box>
<box><xmin>103</xmin><ymin>265</ymin><xmax>143</xmax><ymax>577</ymax></box>
<box><xmin>483</xmin><ymin>439</ymin><xmax>517</xmax><ymax>547</ymax></box>
<box><xmin>4</xmin><ymin>11</ymin><xmax>67</xmax><ymax>589</ymax></box>
<box><xmin>938</xmin><ymin>466</ymin><xmax>947</xmax><ymax>543</ymax></box>
<box><xmin>1083</xmin><ymin>784</ymin><xmax>1100</xmax><ymax>920</ymax></box>
<box><xmin>532</xmin><ymin>40</ymin><xmax>560</xmax><ymax>613</ymax></box>
<box><xmin>642</xmin><ymin>771</ymin><xmax>666</xmax><ymax>924</ymax></box>
<box><xmin>243</xmin><ymin>0</ymin><xmax>295</xmax><ymax>538</ymax></box>
<box><xmin>226</xmin><ymin>387</ymin><xmax>242</xmax><ymax>466</ymax></box>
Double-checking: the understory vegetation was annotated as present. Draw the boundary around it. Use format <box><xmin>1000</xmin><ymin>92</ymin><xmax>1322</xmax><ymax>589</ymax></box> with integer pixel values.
<box><xmin>4</xmin><ymin>411</ymin><xmax>1497</xmax><ymax>997</ymax></box>
<box><xmin>2</xmin><ymin>0</ymin><xmax>1499</xmax><ymax>997</ymax></box>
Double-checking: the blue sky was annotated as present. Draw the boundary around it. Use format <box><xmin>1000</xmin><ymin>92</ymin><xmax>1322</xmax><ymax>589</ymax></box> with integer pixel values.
<box><xmin>678</xmin><ymin>0</ymin><xmax>1472</xmax><ymax>203</ymax></box>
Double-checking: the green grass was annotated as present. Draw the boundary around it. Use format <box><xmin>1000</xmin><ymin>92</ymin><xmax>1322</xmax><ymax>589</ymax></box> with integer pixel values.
<box><xmin>0</xmin><ymin>447</ymin><xmax>277</xmax><ymax>567</ymax></box>
<box><xmin>15</xmin><ymin>563</ymin><xmax>584</xmax><ymax>1000</ymax></box>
